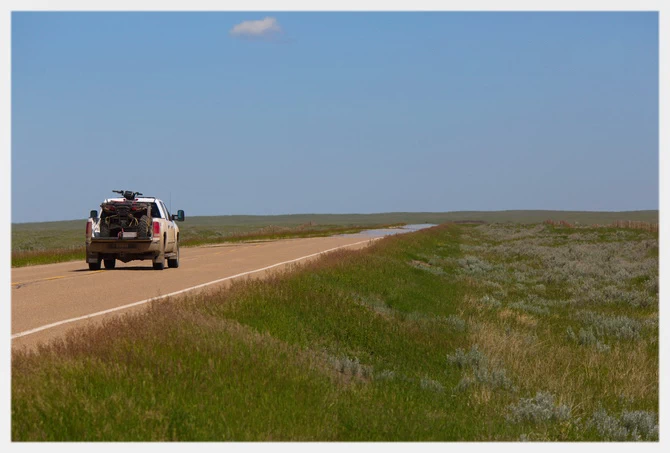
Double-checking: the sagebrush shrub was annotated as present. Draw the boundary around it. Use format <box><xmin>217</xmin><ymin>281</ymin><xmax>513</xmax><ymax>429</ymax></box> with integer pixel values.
<box><xmin>506</xmin><ymin>392</ymin><xmax>571</xmax><ymax>424</ymax></box>
<box><xmin>589</xmin><ymin>408</ymin><xmax>658</xmax><ymax>441</ymax></box>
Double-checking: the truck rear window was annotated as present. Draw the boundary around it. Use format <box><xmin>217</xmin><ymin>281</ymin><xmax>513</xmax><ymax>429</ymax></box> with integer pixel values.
<box><xmin>151</xmin><ymin>203</ymin><xmax>162</xmax><ymax>218</ymax></box>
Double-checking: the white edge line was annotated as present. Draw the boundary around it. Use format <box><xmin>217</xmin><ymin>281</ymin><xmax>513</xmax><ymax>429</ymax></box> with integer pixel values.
<box><xmin>12</xmin><ymin>238</ymin><xmax>383</xmax><ymax>340</ymax></box>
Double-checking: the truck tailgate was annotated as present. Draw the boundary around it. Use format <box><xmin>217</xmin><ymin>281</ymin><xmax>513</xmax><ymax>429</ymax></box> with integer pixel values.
<box><xmin>90</xmin><ymin>238</ymin><xmax>153</xmax><ymax>249</ymax></box>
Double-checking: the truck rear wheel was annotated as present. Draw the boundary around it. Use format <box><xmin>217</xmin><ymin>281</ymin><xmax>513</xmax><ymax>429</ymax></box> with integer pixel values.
<box><xmin>88</xmin><ymin>261</ymin><xmax>101</xmax><ymax>270</ymax></box>
<box><xmin>103</xmin><ymin>259</ymin><xmax>116</xmax><ymax>270</ymax></box>
<box><xmin>168</xmin><ymin>243</ymin><xmax>180</xmax><ymax>268</ymax></box>
<box><xmin>153</xmin><ymin>246</ymin><xmax>165</xmax><ymax>270</ymax></box>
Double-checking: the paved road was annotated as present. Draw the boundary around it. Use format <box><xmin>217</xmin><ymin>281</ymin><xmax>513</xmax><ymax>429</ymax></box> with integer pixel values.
<box><xmin>11</xmin><ymin>235</ymin><xmax>377</xmax><ymax>350</ymax></box>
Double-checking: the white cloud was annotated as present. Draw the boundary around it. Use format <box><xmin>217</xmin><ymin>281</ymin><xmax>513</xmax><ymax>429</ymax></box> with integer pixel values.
<box><xmin>230</xmin><ymin>17</ymin><xmax>282</xmax><ymax>38</ymax></box>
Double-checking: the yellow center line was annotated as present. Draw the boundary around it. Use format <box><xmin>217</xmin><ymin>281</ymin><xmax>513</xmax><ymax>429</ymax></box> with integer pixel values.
<box><xmin>214</xmin><ymin>249</ymin><xmax>237</xmax><ymax>255</ymax></box>
<box><xmin>12</xmin><ymin>270</ymin><xmax>105</xmax><ymax>287</ymax></box>
<box><xmin>180</xmin><ymin>248</ymin><xmax>237</xmax><ymax>262</ymax></box>
<box><xmin>14</xmin><ymin>243</ymin><xmax>267</xmax><ymax>284</ymax></box>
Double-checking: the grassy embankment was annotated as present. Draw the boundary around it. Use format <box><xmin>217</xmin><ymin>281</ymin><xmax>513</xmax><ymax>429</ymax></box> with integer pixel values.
<box><xmin>12</xmin><ymin>222</ymin><xmax>658</xmax><ymax>441</ymax></box>
<box><xmin>10</xmin><ymin>210</ymin><xmax>658</xmax><ymax>267</ymax></box>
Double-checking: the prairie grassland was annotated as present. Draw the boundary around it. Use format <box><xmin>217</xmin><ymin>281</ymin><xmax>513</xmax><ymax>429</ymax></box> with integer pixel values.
<box><xmin>545</xmin><ymin>218</ymin><xmax>658</xmax><ymax>233</ymax></box>
<box><xmin>454</xmin><ymin>223</ymin><xmax>658</xmax><ymax>441</ymax></box>
<box><xmin>12</xmin><ymin>223</ymin><xmax>658</xmax><ymax>441</ymax></box>
<box><xmin>12</xmin><ymin>210</ymin><xmax>657</xmax><ymax>267</ymax></box>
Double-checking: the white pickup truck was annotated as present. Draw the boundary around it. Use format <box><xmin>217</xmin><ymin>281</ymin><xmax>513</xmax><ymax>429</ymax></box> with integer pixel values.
<box><xmin>85</xmin><ymin>190</ymin><xmax>185</xmax><ymax>270</ymax></box>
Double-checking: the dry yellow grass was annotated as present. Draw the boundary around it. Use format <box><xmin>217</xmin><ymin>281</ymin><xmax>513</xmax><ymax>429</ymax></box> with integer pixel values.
<box><xmin>497</xmin><ymin>308</ymin><xmax>538</xmax><ymax>328</ymax></box>
<box><xmin>467</xmin><ymin>318</ymin><xmax>657</xmax><ymax>418</ymax></box>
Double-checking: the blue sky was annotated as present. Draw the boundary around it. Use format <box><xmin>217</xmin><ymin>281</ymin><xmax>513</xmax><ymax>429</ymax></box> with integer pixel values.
<box><xmin>11</xmin><ymin>12</ymin><xmax>658</xmax><ymax>223</ymax></box>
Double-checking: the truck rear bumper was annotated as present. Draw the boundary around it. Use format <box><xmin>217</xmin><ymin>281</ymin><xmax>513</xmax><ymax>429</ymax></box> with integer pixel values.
<box><xmin>88</xmin><ymin>238</ymin><xmax>157</xmax><ymax>252</ymax></box>
<box><xmin>86</xmin><ymin>238</ymin><xmax>162</xmax><ymax>263</ymax></box>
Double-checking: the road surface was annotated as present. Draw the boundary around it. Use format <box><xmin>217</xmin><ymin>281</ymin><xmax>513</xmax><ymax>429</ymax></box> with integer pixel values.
<box><xmin>11</xmin><ymin>234</ymin><xmax>377</xmax><ymax>350</ymax></box>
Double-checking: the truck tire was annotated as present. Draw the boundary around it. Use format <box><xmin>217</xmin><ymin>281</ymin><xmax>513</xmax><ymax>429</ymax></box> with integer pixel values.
<box><xmin>168</xmin><ymin>243</ymin><xmax>180</xmax><ymax>268</ymax></box>
<box><xmin>89</xmin><ymin>260</ymin><xmax>101</xmax><ymax>270</ymax></box>
<box><xmin>153</xmin><ymin>245</ymin><xmax>165</xmax><ymax>270</ymax></box>
<box><xmin>103</xmin><ymin>259</ymin><xmax>116</xmax><ymax>270</ymax></box>
<box><xmin>138</xmin><ymin>215</ymin><xmax>150</xmax><ymax>239</ymax></box>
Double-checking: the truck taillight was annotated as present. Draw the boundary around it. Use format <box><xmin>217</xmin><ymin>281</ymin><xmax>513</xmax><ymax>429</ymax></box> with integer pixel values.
<box><xmin>153</xmin><ymin>221</ymin><xmax>160</xmax><ymax>236</ymax></box>
<box><xmin>86</xmin><ymin>220</ymin><xmax>92</xmax><ymax>237</ymax></box>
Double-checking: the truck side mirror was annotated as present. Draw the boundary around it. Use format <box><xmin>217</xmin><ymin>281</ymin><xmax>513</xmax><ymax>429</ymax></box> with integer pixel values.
<box><xmin>90</xmin><ymin>210</ymin><xmax>98</xmax><ymax>219</ymax></box>
<box><xmin>174</xmin><ymin>210</ymin><xmax>185</xmax><ymax>222</ymax></box>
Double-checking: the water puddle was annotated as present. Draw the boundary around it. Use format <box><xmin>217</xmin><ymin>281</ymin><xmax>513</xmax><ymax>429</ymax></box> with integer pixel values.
<box><xmin>341</xmin><ymin>224</ymin><xmax>437</xmax><ymax>238</ymax></box>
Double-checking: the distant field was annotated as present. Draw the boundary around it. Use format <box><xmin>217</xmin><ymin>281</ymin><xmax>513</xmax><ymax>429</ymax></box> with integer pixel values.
<box><xmin>12</xmin><ymin>210</ymin><xmax>659</xmax><ymax>249</ymax></box>
<box><xmin>11</xmin><ymin>210</ymin><xmax>658</xmax><ymax>267</ymax></box>
<box><xmin>122</xmin><ymin>210</ymin><xmax>660</xmax><ymax>227</ymax></box>
<box><xmin>12</xmin><ymin>222</ymin><xmax>658</xmax><ymax>440</ymax></box>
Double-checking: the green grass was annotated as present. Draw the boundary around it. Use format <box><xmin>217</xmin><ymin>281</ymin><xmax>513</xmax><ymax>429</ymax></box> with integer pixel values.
<box><xmin>12</xmin><ymin>210</ymin><xmax>658</xmax><ymax>267</ymax></box>
<box><xmin>12</xmin><ymin>247</ymin><xmax>87</xmax><ymax>268</ymax></box>
<box><xmin>12</xmin><ymin>222</ymin><xmax>658</xmax><ymax>441</ymax></box>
